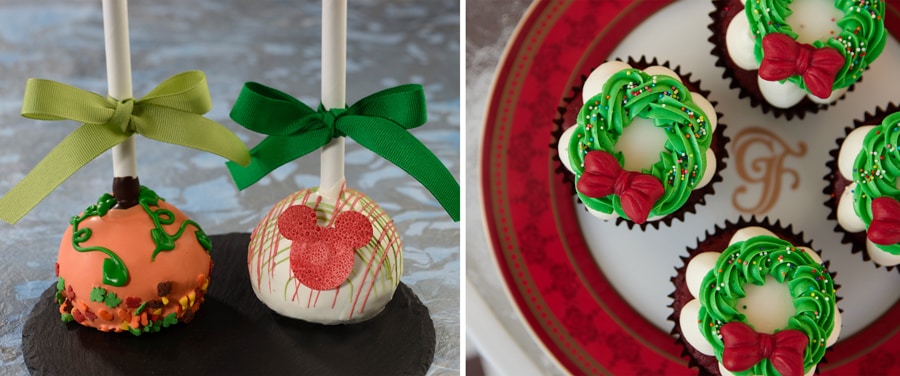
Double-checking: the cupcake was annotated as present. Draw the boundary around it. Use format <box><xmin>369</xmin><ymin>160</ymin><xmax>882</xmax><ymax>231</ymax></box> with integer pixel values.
<box><xmin>709</xmin><ymin>0</ymin><xmax>886</xmax><ymax>119</ymax></box>
<box><xmin>825</xmin><ymin>103</ymin><xmax>900</xmax><ymax>268</ymax></box>
<box><xmin>670</xmin><ymin>218</ymin><xmax>841</xmax><ymax>376</ymax></box>
<box><xmin>556</xmin><ymin>57</ymin><xmax>727</xmax><ymax>228</ymax></box>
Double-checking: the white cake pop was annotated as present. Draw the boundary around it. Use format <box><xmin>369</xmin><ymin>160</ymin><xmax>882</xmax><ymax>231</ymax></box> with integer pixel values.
<box><xmin>248</xmin><ymin>185</ymin><xmax>402</xmax><ymax>324</ymax></box>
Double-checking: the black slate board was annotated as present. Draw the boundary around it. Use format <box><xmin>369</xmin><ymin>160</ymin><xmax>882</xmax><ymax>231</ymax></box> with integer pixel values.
<box><xmin>23</xmin><ymin>233</ymin><xmax>435</xmax><ymax>376</ymax></box>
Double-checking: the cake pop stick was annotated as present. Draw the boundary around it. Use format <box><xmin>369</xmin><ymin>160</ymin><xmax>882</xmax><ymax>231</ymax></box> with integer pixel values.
<box><xmin>319</xmin><ymin>0</ymin><xmax>347</xmax><ymax>203</ymax></box>
<box><xmin>226</xmin><ymin>1</ymin><xmax>458</xmax><ymax>324</ymax></box>
<box><xmin>0</xmin><ymin>12</ymin><xmax>250</xmax><ymax>225</ymax></box>
<box><xmin>102</xmin><ymin>0</ymin><xmax>140</xmax><ymax>208</ymax></box>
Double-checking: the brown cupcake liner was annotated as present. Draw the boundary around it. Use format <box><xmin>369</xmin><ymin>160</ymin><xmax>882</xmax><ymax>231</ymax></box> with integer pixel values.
<box><xmin>823</xmin><ymin>102</ymin><xmax>900</xmax><ymax>272</ymax></box>
<box><xmin>669</xmin><ymin>216</ymin><xmax>839</xmax><ymax>375</ymax></box>
<box><xmin>708</xmin><ymin>0</ymin><xmax>856</xmax><ymax>121</ymax></box>
<box><xmin>551</xmin><ymin>56</ymin><xmax>730</xmax><ymax>231</ymax></box>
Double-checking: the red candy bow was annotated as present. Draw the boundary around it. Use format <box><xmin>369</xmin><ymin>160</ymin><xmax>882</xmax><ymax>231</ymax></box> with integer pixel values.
<box><xmin>868</xmin><ymin>197</ymin><xmax>900</xmax><ymax>245</ymax></box>
<box><xmin>576</xmin><ymin>150</ymin><xmax>663</xmax><ymax>224</ymax></box>
<box><xmin>277</xmin><ymin>205</ymin><xmax>373</xmax><ymax>291</ymax></box>
<box><xmin>758</xmin><ymin>33</ymin><xmax>845</xmax><ymax>100</ymax></box>
<box><xmin>720</xmin><ymin>322</ymin><xmax>808</xmax><ymax>376</ymax></box>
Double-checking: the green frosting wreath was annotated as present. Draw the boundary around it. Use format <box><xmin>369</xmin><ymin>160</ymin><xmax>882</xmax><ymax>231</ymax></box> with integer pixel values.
<box><xmin>567</xmin><ymin>68</ymin><xmax>713</xmax><ymax>220</ymax></box>
<box><xmin>697</xmin><ymin>235</ymin><xmax>836</xmax><ymax>376</ymax></box>
<box><xmin>746</xmin><ymin>0</ymin><xmax>886</xmax><ymax>90</ymax></box>
<box><xmin>852</xmin><ymin>112</ymin><xmax>900</xmax><ymax>254</ymax></box>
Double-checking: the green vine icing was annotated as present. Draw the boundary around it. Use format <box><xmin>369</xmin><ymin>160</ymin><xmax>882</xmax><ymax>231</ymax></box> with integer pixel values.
<box><xmin>71</xmin><ymin>193</ymin><xmax>128</xmax><ymax>286</ymax></box>
<box><xmin>852</xmin><ymin>112</ymin><xmax>900</xmax><ymax>254</ymax></box>
<box><xmin>567</xmin><ymin>68</ymin><xmax>712</xmax><ymax>219</ymax></box>
<box><xmin>697</xmin><ymin>235</ymin><xmax>836</xmax><ymax>376</ymax></box>
<box><xmin>746</xmin><ymin>0</ymin><xmax>886</xmax><ymax>90</ymax></box>
<box><xmin>71</xmin><ymin>186</ymin><xmax>211</xmax><ymax>287</ymax></box>
<box><xmin>136</xmin><ymin>186</ymin><xmax>211</xmax><ymax>261</ymax></box>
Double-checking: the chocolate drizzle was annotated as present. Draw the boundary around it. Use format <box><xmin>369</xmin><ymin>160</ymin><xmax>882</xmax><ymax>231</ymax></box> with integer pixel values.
<box><xmin>113</xmin><ymin>176</ymin><xmax>140</xmax><ymax>209</ymax></box>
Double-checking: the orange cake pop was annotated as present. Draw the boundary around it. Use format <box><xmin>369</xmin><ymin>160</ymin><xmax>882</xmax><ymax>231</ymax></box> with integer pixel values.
<box><xmin>55</xmin><ymin>187</ymin><xmax>212</xmax><ymax>334</ymax></box>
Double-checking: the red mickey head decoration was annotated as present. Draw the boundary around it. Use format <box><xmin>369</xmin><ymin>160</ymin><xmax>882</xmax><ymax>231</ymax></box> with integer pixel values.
<box><xmin>277</xmin><ymin>205</ymin><xmax>373</xmax><ymax>291</ymax></box>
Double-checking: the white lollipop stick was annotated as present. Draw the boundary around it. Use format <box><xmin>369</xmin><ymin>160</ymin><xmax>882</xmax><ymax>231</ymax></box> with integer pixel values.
<box><xmin>102</xmin><ymin>0</ymin><xmax>137</xmax><ymax>180</ymax></box>
<box><xmin>319</xmin><ymin>0</ymin><xmax>347</xmax><ymax>203</ymax></box>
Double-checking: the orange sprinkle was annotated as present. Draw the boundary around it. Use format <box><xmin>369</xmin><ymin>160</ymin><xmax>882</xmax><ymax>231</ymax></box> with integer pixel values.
<box><xmin>59</xmin><ymin>301</ymin><xmax>71</xmax><ymax>315</ymax></box>
<box><xmin>117</xmin><ymin>309</ymin><xmax>130</xmax><ymax>321</ymax></box>
<box><xmin>98</xmin><ymin>309</ymin><xmax>113</xmax><ymax>321</ymax></box>
<box><xmin>140</xmin><ymin>312</ymin><xmax>149</xmax><ymax>327</ymax></box>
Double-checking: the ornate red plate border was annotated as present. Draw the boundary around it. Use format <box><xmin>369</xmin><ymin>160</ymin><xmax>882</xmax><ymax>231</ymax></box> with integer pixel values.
<box><xmin>481</xmin><ymin>1</ymin><xmax>900</xmax><ymax>374</ymax></box>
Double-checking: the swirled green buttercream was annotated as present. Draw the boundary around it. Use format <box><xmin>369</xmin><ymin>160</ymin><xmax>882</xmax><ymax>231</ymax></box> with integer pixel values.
<box><xmin>852</xmin><ymin>112</ymin><xmax>900</xmax><ymax>254</ymax></box>
<box><xmin>697</xmin><ymin>235</ymin><xmax>836</xmax><ymax>376</ymax></box>
<box><xmin>567</xmin><ymin>68</ymin><xmax>712</xmax><ymax>220</ymax></box>
<box><xmin>746</xmin><ymin>0</ymin><xmax>886</xmax><ymax>90</ymax></box>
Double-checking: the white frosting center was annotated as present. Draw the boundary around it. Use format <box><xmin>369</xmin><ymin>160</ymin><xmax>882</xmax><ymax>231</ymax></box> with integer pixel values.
<box><xmin>736</xmin><ymin>275</ymin><xmax>797</xmax><ymax>334</ymax></box>
<box><xmin>784</xmin><ymin>0</ymin><xmax>844</xmax><ymax>45</ymax></box>
<box><xmin>614</xmin><ymin>116</ymin><xmax>668</xmax><ymax>171</ymax></box>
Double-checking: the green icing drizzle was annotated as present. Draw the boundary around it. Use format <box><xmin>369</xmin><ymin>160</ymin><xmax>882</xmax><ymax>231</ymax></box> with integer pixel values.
<box><xmin>746</xmin><ymin>0</ymin><xmax>886</xmax><ymax>90</ymax></box>
<box><xmin>697</xmin><ymin>235</ymin><xmax>836</xmax><ymax>376</ymax></box>
<box><xmin>852</xmin><ymin>112</ymin><xmax>900</xmax><ymax>254</ymax></box>
<box><xmin>567</xmin><ymin>68</ymin><xmax>712</xmax><ymax>220</ymax></box>
<box><xmin>70</xmin><ymin>186</ymin><xmax>211</xmax><ymax>287</ymax></box>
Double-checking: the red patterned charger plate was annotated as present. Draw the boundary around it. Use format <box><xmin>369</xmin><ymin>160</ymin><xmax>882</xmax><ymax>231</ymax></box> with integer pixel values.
<box><xmin>481</xmin><ymin>1</ymin><xmax>900</xmax><ymax>375</ymax></box>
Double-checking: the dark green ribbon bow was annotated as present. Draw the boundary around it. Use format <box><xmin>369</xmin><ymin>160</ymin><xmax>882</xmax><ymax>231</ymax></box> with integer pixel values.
<box><xmin>226</xmin><ymin>83</ymin><xmax>460</xmax><ymax>221</ymax></box>
<box><xmin>0</xmin><ymin>71</ymin><xmax>251</xmax><ymax>224</ymax></box>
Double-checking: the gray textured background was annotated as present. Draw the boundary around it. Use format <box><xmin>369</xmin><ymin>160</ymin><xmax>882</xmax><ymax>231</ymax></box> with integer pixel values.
<box><xmin>0</xmin><ymin>1</ymin><xmax>460</xmax><ymax>374</ymax></box>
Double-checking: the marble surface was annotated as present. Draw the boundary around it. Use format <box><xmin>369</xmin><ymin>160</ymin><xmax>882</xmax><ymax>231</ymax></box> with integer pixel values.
<box><xmin>0</xmin><ymin>1</ymin><xmax>460</xmax><ymax>375</ymax></box>
<box><xmin>466</xmin><ymin>1</ymin><xmax>564</xmax><ymax>375</ymax></box>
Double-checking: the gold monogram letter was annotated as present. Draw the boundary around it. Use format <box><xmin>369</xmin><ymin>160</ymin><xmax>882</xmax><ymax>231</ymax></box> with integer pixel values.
<box><xmin>731</xmin><ymin>127</ymin><xmax>807</xmax><ymax>214</ymax></box>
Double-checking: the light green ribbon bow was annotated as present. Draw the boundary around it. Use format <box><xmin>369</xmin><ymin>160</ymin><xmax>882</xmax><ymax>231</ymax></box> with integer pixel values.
<box><xmin>0</xmin><ymin>71</ymin><xmax>251</xmax><ymax>224</ymax></box>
